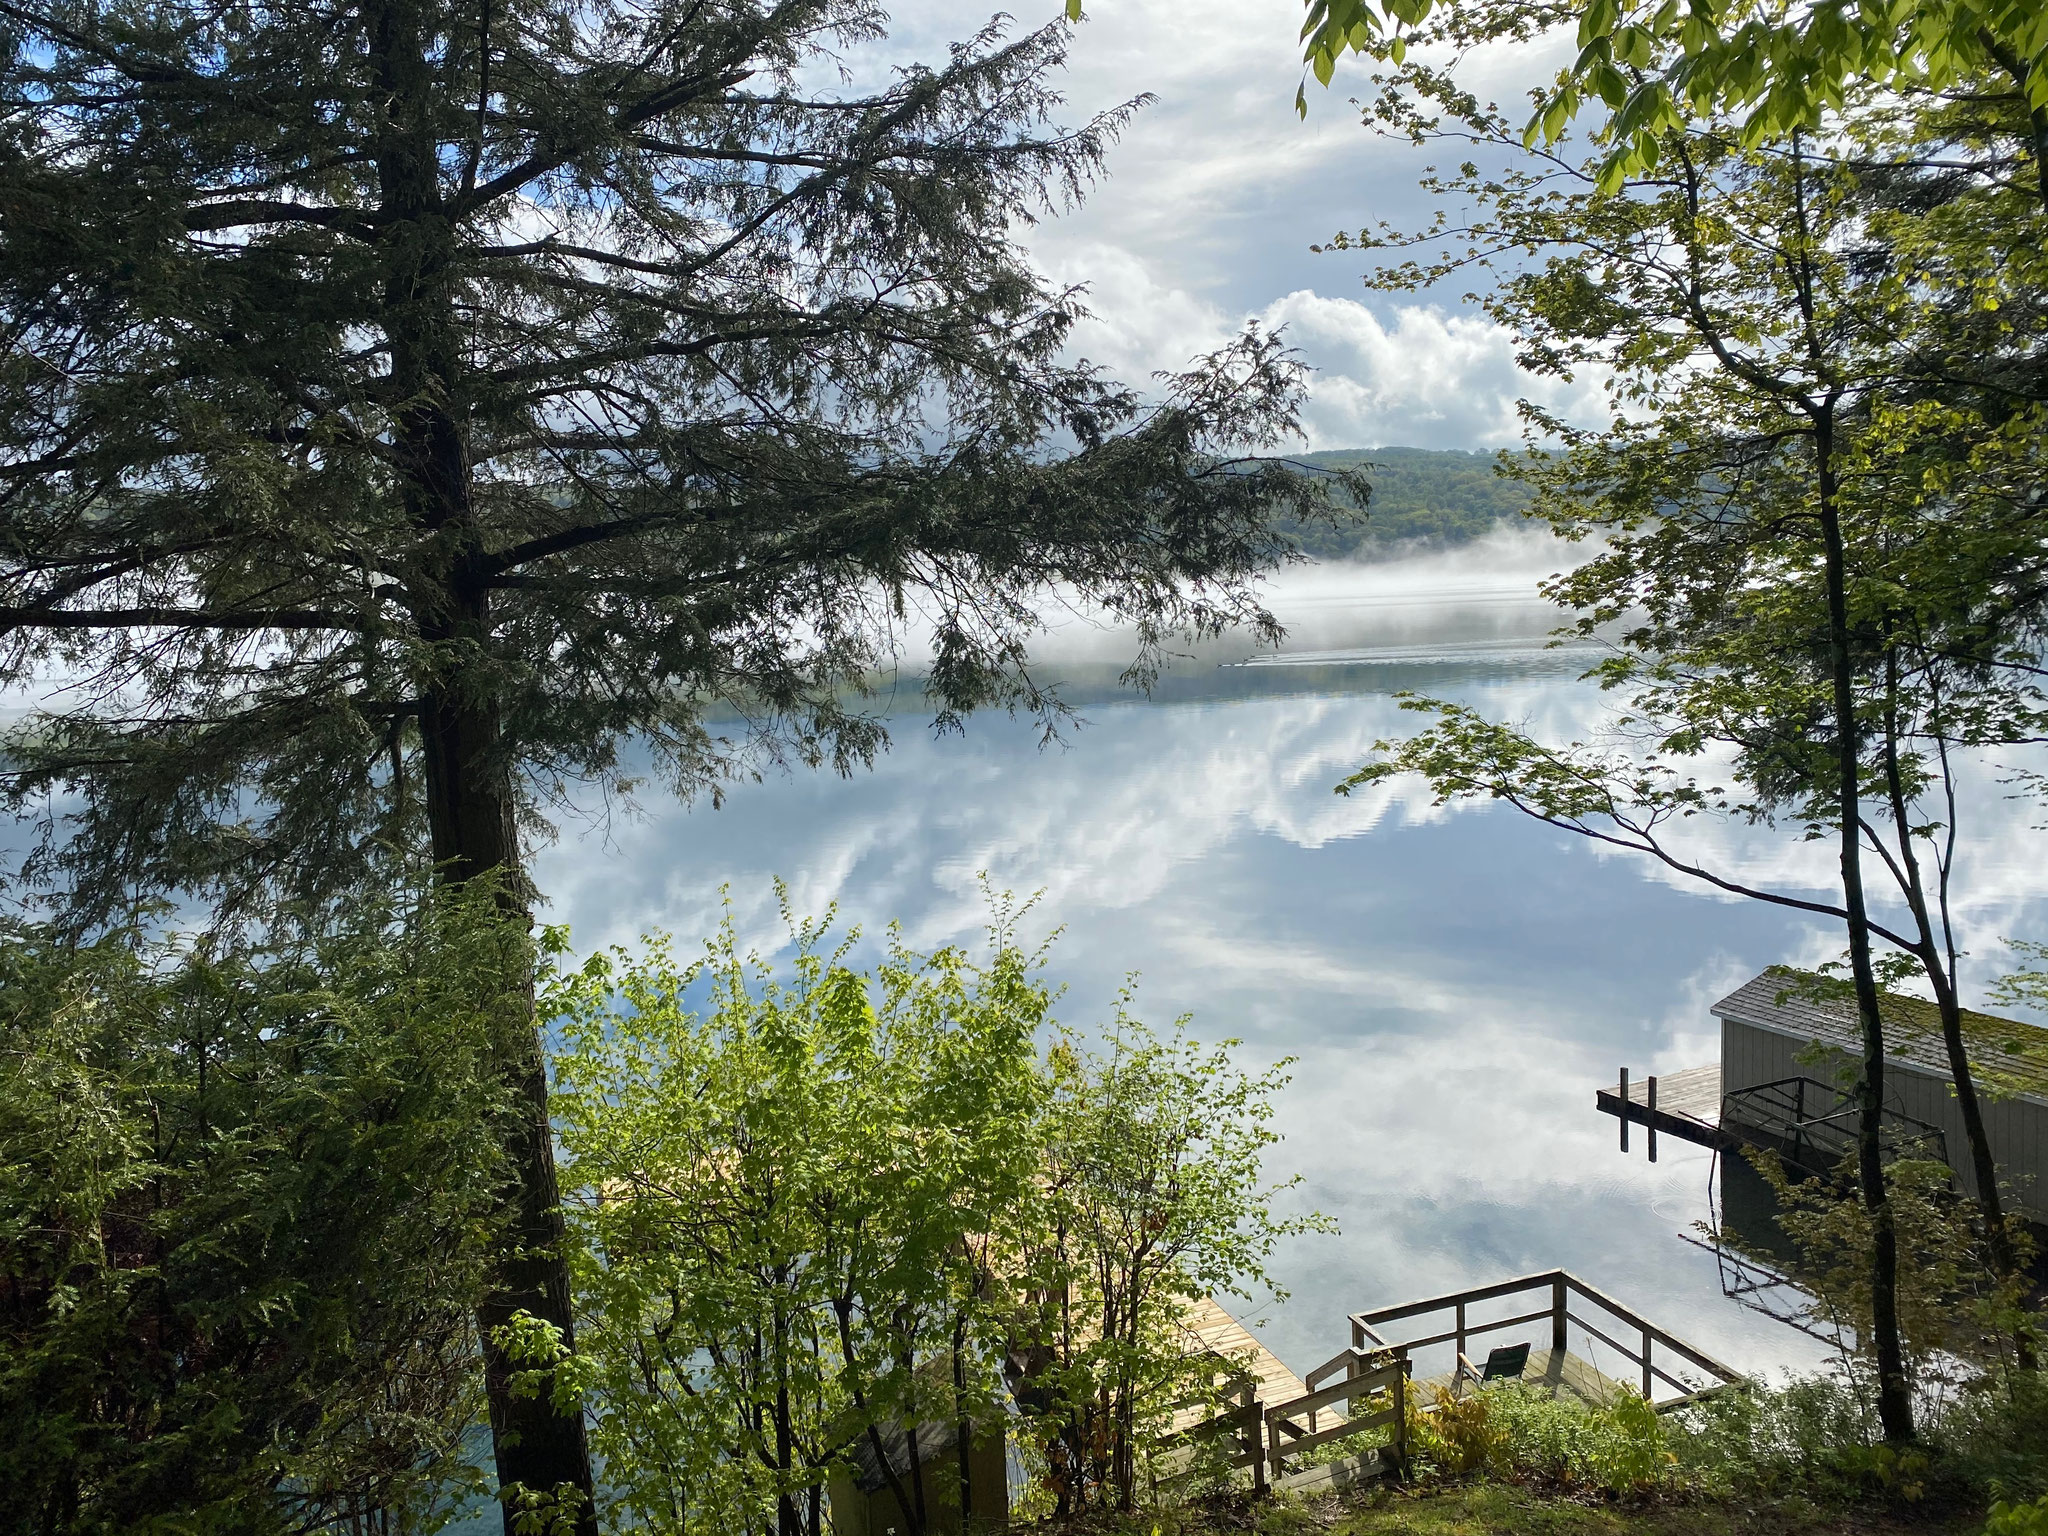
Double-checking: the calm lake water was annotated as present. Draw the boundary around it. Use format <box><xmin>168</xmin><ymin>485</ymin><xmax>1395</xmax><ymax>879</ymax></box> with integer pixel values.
<box><xmin>530</xmin><ymin>532</ymin><xmax>2048</xmax><ymax>1392</ymax></box>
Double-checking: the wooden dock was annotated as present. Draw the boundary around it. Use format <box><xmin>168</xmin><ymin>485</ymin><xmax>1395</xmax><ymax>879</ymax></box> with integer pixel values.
<box><xmin>1413</xmin><ymin>1346</ymin><xmax>1629</xmax><ymax>1409</ymax></box>
<box><xmin>1171</xmin><ymin>1297</ymin><xmax>1314</xmax><ymax>1435</ymax></box>
<box><xmin>1596</xmin><ymin>1063</ymin><xmax>1734</xmax><ymax>1153</ymax></box>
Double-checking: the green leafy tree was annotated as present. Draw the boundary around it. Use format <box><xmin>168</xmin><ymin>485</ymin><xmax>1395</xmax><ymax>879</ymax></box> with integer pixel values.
<box><xmin>546</xmin><ymin>895</ymin><xmax>1326</xmax><ymax>1528</ymax></box>
<box><xmin>1319</xmin><ymin>58</ymin><xmax>2048</xmax><ymax>1432</ymax></box>
<box><xmin>1294</xmin><ymin>0</ymin><xmax>2048</xmax><ymax>205</ymax></box>
<box><xmin>0</xmin><ymin>889</ymin><xmax>526</xmax><ymax>1536</ymax></box>
<box><xmin>0</xmin><ymin>0</ymin><xmax>1353</xmax><ymax>1519</ymax></box>
<box><xmin>1014</xmin><ymin>1010</ymin><xmax>1328</xmax><ymax>1513</ymax></box>
<box><xmin>546</xmin><ymin>896</ymin><xmax>1050</xmax><ymax>1536</ymax></box>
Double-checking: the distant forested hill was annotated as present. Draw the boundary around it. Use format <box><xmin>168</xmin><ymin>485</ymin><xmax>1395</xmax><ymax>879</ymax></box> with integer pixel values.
<box><xmin>1278</xmin><ymin>446</ymin><xmax>1533</xmax><ymax>560</ymax></box>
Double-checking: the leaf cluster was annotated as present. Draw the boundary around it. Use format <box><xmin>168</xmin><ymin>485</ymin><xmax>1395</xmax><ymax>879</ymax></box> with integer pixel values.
<box><xmin>1297</xmin><ymin>0</ymin><xmax>2047</xmax><ymax>202</ymax></box>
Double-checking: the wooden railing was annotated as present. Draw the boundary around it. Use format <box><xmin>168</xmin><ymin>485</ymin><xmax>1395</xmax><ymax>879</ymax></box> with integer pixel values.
<box><xmin>1164</xmin><ymin>1343</ymin><xmax>1411</xmax><ymax>1491</ymax></box>
<box><xmin>1348</xmin><ymin>1268</ymin><xmax>1744</xmax><ymax>1408</ymax></box>
<box><xmin>1168</xmin><ymin>1270</ymin><xmax>1742</xmax><ymax>1495</ymax></box>
<box><xmin>1264</xmin><ymin>1347</ymin><xmax>1409</xmax><ymax>1486</ymax></box>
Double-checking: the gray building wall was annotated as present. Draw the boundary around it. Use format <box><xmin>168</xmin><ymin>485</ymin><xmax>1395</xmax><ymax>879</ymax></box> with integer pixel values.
<box><xmin>1719</xmin><ymin>1016</ymin><xmax>2048</xmax><ymax>1224</ymax></box>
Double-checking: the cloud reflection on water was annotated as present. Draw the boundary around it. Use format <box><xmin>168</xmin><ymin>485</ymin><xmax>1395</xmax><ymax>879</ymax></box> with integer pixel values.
<box><xmin>531</xmin><ymin>544</ymin><xmax>2048</xmax><ymax>1389</ymax></box>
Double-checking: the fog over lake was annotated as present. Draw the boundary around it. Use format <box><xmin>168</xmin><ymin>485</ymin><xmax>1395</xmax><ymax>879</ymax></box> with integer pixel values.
<box><xmin>531</xmin><ymin>528</ymin><xmax>2048</xmax><ymax>1390</ymax></box>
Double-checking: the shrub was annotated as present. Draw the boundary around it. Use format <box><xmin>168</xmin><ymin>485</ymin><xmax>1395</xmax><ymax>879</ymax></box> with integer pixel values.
<box><xmin>1668</xmin><ymin>1369</ymin><xmax>2048</xmax><ymax>1506</ymax></box>
<box><xmin>1397</xmin><ymin>1382</ymin><xmax>1674</xmax><ymax>1496</ymax></box>
<box><xmin>549</xmin><ymin>897</ymin><xmax>1049</xmax><ymax>1536</ymax></box>
<box><xmin>0</xmin><ymin>892</ymin><xmax>524</xmax><ymax>1536</ymax></box>
<box><xmin>1927</xmin><ymin>1366</ymin><xmax>2048</xmax><ymax>1503</ymax></box>
<box><xmin>547</xmin><ymin>891</ymin><xmax>1329</xmax><ymax>1533</ymax></box>
<box><xmin>1988</xmin><ymin>1493</ymin><xmax>2048</xmax><ymax>1536</ymax></box>
<box><xmin>1664</xmin><ymin>1376</ymin><xmax>1879</xmax><ymax>1496</ymax></box>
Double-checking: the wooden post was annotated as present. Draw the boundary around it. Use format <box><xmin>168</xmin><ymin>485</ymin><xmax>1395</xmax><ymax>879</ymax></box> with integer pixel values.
<box><xmin>1390</xmin><ymin>1359</ymin><xmax>1408</xmax><ymax>1480</ymax></box>
<box><xmin>1646</xmin><ymin>1074</ymin><xmax>1658</xmax><ymax>1163</ymax></box>
<box><xmin>1252</xmin><ymin>1402</ymin><xmax>1269</xmax><ymax>1494</ymax></box>
<box><xmin>1641</xmin><ymin>1325</ymin><xmax>1654</xmax><ymax>1400</ymax></box>
<box><xmin>1264</xmin><ymin>1404</ymin><xmax>1282</xmax><ymax>1490</ymax></box>
<box><xmin>1551</xmin><ymin>1275</ymin><xmax>1568</xmax><ymax>1354</ymax></box>
<box><xmin>1619</xmin><ymin>1067</ymin><xmax>1629</xmax><ymax>1152</ymax></box>
<box><xmin>1455</xmin><ymin>1299</ymin><xmax>1466</xmax><ymax>1366</ymax></box>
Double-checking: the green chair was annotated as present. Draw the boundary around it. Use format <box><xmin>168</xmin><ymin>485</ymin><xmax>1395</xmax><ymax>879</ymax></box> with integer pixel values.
<box><xmin>1454</xmin><ymin>1341</ymin><xmax>1531</xmax><ymax>1394</ymax></box>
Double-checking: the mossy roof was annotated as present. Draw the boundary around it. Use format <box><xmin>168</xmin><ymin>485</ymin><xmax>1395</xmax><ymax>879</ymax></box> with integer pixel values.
<box><xmin>1712</xmin><ymin>966</ymin><xmax>2048</xmax><ymax>1104</ymax></box>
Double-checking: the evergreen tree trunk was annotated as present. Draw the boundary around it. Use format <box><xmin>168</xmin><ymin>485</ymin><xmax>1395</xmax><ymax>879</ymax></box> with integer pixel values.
<box><xmin>1817</xmin><ymin>418</ymin><xmax>1914</xmax><ymax>1443</ymax></box>
<box><xmin>419</xmin><ymin>679</ymin><xmax>597</xmax><ymax>1533</ymax></box>
<box><xmin>369</xmin><ymin>0</ymin><xmax>597</xmax><ymax>1519</ymax></box>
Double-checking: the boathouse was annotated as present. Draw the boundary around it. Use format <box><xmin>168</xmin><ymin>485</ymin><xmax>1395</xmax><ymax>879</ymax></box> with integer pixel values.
<box><xmin>1715</xmin><ymin>968</ymin><xmax>2048</xmax><ymax>1223</ymax></box>
<box><xmin>1596</xmin><ymin>968</ymin><xmax>2048</xmax><ymax>1223</ymax></box>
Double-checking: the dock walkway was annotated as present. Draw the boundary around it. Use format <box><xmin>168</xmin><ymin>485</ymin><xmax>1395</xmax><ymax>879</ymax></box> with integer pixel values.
<box><xmin>1594</xmin><ymin>1063</ymin><xmax>1732</xmax><ymax>1152</ymax></box>
<box><xmin>1172</xmin><ymin>1298</ymin><xmax>1314</xmax><ymax>1436</ymax></box>
<box><xmin>1412</xmin><ymin>1346</ymin><xmax>1630</xmax><ymax>1410</ymax></box>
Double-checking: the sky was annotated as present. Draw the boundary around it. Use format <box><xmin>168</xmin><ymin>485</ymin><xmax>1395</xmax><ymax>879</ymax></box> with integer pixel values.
<box><xmin>848</xmin><ymin>0</ymin><xmax>1605</xmax><ymax>451</ymax></box>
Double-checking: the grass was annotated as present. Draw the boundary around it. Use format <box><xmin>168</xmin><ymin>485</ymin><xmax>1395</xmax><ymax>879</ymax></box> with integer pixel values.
<box><xmin>1174</xmin><ymin>1482</ymin><xmax>1988</xmax><ymax>1536</ymax></box>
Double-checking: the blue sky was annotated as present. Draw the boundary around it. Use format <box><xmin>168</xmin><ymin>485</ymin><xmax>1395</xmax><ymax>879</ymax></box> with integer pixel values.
<box><xmin>855</xmin><ymin>0</ymin><xmax>1603</xmax><ymax>449</ymax></box>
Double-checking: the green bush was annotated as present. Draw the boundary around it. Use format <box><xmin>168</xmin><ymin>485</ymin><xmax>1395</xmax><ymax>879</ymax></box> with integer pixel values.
<box><xmin>0</xmin><ymin>892</ymin><xmax>526</xmax><ymax>1536</ymax></box>
<box><xmin>1988</xmin><ymin>1493</ymin><xmax>2048</xmax><ymax>1536</ymax></box>
<box><xmin>548</xmin><ymin>892</ymin><xmax>1325</xmax><ymax>1533</ymax></box>
<box><xmin>1928</xmin><ymin>1368</ymin><xmax>2048</xmax><ymax>1502</ymax></box>
<box><xmin>1664</xmin><ymin>1376</ymin><xmax>1878</xmax><ymax>1496</ymax></box>
<box><xmin>1399</xmin><ymin>1383</ymin><xmax>1674</xmax><ymax>1496</ymax></box>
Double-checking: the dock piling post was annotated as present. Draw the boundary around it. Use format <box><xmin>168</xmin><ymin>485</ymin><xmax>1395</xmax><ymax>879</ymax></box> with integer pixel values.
<box><xmin>1641</xmin><ymin>1326</ymin><xmax>1653</xmax><ymax>1400</ymax></box>
<box><xmin>1619</xmin><ymin>1067</ymin><xmax>1629</xmax><ymax>1152</ymax></box>
<box><xmin>1647</xmin><ymin>1075</ymin><xmax>1658</xmax><ymax>1163</ymax></box>
<box><xmin>1455</xmin><ymin>1300</ymin><xmax>1466</xmax><ymax>1367</ymax></box>
<box><xmin>1551</xmin><ymin>1275</ymin><xmax>1568</xmax><ymax>1354</ymax></box>
<box><xmin>1390</xmin><ymin>1358</ymin><xmax>1408</xmax><ymax>1481</ymax></box>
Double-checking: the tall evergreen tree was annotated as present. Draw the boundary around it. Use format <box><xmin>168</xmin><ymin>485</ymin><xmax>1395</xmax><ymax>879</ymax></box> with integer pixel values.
<box><xmin>0</xmin><ymin>1</ymin><xmax>1343</xmax><ymax>1524</ymax></box>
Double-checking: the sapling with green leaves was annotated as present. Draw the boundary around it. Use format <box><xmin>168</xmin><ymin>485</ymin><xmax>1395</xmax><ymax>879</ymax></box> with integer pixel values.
<box><xmin>544</xmin><ymin>893</ymin><xmax>1327</xmax><ymax>1528</ymax></box>
<box><xmin>547</xmin><ymin>894</ymin><xmax>1050</xmax><ymax>1536</ymax></box>
<box><xmin>1013</xmin><ymin>1010</ymin><xmax>1330</xmax><ymax>1513</ymax></box>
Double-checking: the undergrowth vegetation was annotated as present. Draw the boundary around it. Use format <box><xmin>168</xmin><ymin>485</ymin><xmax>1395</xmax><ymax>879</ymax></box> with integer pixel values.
<box><xmin>1409</xmin><ymin>1385</ymin><xmax>1672</xmax><ymax>1495</ymax></box>
<box><xmin>1156</xmin><ymin>1371</ymin><xmax>2048</xmax><ymax>1535</ymax></box>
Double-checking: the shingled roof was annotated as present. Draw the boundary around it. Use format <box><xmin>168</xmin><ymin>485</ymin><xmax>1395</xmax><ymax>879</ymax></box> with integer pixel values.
<box><xmin>1712</xmin><ymin>967</ymin><xmax>2048</xmax><ymax>1104</ymax></box>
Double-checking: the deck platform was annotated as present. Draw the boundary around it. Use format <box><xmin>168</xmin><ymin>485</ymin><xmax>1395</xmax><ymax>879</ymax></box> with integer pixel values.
<box><xmin>1172</xmin><ymin>1297</ymin><xmax>1315</xmax><ymax>1435</ymax></box>
<box><xmin>1169</xmin><ymin>1268</ymin><xmax>1744</xmax><ymax>1496</ymax></box>
<box><xmin>1414</xmin><ymin>1346</ymin><xmax>1631</xmax><ymax>1409</ymax></box>
<box><xmin>1595</xmin><ymin>1063</ymin><xmax>1734</xmax><ymax>1151</ymax></box>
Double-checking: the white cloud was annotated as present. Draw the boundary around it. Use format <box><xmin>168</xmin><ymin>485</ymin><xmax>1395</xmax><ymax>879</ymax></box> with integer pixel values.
<box><xmin>848</xmin><ymin>0</ymin><xmax>1595</xmax><ymax>452</ymax></box>
<box><xmin>1262</xmin><ymin>290</ymin><xmax>1610</xmax><ymax>448</ymax></box>
<box><xmin>1042</xmin><ymin>242</ymin><xmax>1611</xmax><ymax>449</ymax></box>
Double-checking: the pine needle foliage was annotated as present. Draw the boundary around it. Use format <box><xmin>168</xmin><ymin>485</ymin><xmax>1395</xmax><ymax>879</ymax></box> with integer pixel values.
<box><xmin>0</xmin><ymin>890</ymin><xmax>528</xmax><ymax>1536</ymax></box>
<box><xmin>0</xmin><ymin>1</ymin><xmax>1352</xmax><ymax>1513</ymax></box>
<box><xmin>0</xmin><ymin>0</ymin><xmax>1347</xmax><ymax>926</ymax></box>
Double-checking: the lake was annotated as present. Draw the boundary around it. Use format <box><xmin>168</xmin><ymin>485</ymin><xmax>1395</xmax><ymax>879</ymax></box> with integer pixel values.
<box><xmin>530</xmin><ymin>530</ymin><xmax>2048</xmax><ymax>1392</ymax></box>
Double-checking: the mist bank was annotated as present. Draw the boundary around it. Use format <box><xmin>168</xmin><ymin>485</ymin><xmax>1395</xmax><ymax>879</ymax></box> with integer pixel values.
<box><xmin>850</xmin><ymin>522</ymin><xmax>1593</xmax><ymax>712</ymax></box>
<box><xmin>0</xmin><ymin>518</ymin><xmax>1578</xmax><ymax>739</ymax></box>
